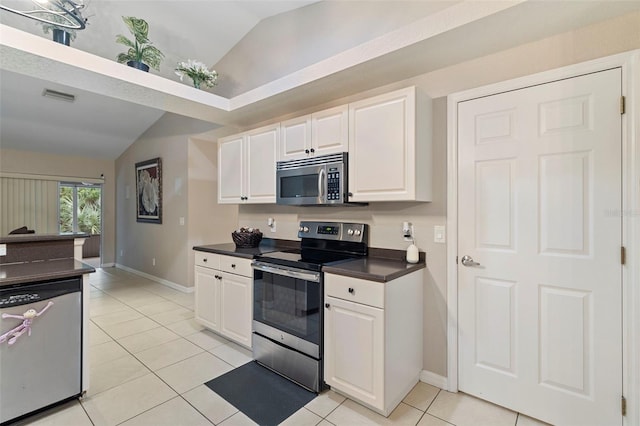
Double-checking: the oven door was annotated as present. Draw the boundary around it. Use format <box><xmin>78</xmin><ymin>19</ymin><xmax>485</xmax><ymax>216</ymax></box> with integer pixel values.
<box><xmin>252</xmin><ymin>262</ymin><xmax>322</xmax><ymax>358</ymax></box>
<box><xmin>276</xmin><ymin>164</ymin><xmax>326</xmax><ymax>205</ymax></box>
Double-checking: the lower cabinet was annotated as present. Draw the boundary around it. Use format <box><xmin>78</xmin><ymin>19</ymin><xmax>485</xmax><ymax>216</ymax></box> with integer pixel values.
<box><xmin>324</xmin><ymin>271</ymin><xmax>423</xmax><ymax>416</ymax></box>
<box><xmin>194</xmin><ymin>251</ymin><xmax>253</xmax><ymax>349</ymax></box>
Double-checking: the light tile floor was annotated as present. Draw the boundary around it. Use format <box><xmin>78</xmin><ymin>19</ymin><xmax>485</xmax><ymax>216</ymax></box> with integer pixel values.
<box><xmin>14</xmin><ymin>267</ymin><xmax>551</xmax><ymax>426</ymax></box>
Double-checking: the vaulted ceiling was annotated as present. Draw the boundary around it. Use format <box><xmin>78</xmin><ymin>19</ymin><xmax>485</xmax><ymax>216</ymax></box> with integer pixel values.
<box><xmin>1</xmin><ymin>1</ymin><xmax>638</xmax><ymax>160</ymax></box>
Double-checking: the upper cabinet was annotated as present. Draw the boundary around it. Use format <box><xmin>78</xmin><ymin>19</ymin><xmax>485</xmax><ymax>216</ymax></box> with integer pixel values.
<box><xmin>348</xmin><ymin>87</ymin><xmax>432</xmax><ymax>202</ymax></box>
<box><xmin>279</xmin><ymin>105</ymin><xmax>348</xmax><ymax>161</ymax></box>
<box><xmin>218</xmin><ymin>86</ymin><xmax>431</xmax><ymax>204</ymax></box>
<box><xmin>218</xmin><ymin>124</ymin><xmax>279</xmax><ymax>204</ymax></box>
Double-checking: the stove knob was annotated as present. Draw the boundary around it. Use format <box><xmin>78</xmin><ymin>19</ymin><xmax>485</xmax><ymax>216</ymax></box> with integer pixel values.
<box><xmin>303</xmin><ymin>226</ymin><xmax>309</xmax><ymax>233</ymax></box>
<box><xmin>354</xmin><ymin>229</ymin><xmax>361</xmax><ymax>236</ymax></box>
<box><xmin>347</xmin><ymin>229</ymin><xmax>354</xmax><ymax>236</ymax></box>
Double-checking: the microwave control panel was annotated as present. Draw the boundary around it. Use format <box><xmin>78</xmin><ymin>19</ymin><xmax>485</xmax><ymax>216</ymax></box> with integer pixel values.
<box><xmin>327</xmin><ymin>167</ymin><xmax>341</xmax><ymax>201</ymax></box>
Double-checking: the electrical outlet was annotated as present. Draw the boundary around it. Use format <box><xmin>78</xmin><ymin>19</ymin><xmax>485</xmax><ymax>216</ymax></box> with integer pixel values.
<box><xmin>0</xmin><ymin>244</ymin><xmax>6</xmax><ymax>256</ymax></box>
<box><xmin>120</xmin><ymin>249</ymin><xmax>123</xmax><ymax>257</ymax></box>
<box><xmin>267</xmin><ymin>217</ymin><xmax>276</xmax><ymax>233</ymax></box>
<box><xmin>434</xmin><ymin>225</ymin><xmax>446</xmax><ymax>243</ymax></box>
<box><xmin>152</xmin><ymin>257</ymin><xmax>156</xmax><ymax>266</ymax></box>
<box><xmin>403</xmin><ymin>221</ymin><xmax>414</xmax><ymax>241</ymax></box>
<box><xmin>179</xmin><ymin>217</ymin><xmax>185</xmax><ymax>226</ymax></box>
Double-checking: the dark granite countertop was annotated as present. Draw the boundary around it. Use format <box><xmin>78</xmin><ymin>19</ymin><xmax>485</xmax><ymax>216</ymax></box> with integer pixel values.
<box><xmin>323</xmin><ymin>257</ymin><xmax>425</xmax><ymax>282</ymax></box>
<box><xmin>0</xmin><ymin>258</ymin><xmax>95</xmax><ymax>287</ymax></box>
<box><xmin>193</xmin><ymin>238</ymin><xmax>298</xmax><ymax>259</ymax></box>
<box><xmin>0</xmin><ymin>233</ymin><xmax>89</xmax><ymax>244</ymax></box>
<box><xmin>193</xmin><ymin>240</ymin><xmax>425</xmax><ymax>282</ymax></box>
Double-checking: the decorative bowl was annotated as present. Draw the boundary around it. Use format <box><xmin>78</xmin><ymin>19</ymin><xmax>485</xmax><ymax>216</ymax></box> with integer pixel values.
<box><xmin>232</xmin><ymin>229</ymin><xmax>263</xmax><ymax>248</ymax></box>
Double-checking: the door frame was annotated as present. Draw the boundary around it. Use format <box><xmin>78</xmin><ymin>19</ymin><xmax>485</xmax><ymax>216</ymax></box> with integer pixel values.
<box><xmin>446</xmin><ymin>50</ymin><xmax>640</xmax><ymax>425</ymax></box>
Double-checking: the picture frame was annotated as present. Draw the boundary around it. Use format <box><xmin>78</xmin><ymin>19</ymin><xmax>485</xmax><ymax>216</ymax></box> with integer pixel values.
<box><xmin>135</xmin><ymin>157</ymin><xmax>162</xmax><ymax>224</ymax></box>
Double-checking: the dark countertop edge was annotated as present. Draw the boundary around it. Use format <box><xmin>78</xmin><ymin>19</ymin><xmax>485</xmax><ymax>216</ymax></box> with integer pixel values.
<box><xmin>0</xmin><ymin>233</ymin><xmax>89</xmax><ymax>244</ymax></box>
<box><xmin>193</xmin><ymin>238</ymin><xmax>299</xmax><ymax>258</ymax></box>
<box><xmin>323</xmin><ymin>259</ymin><xmax>426</xmax><ymax>283</ymax></box>
<box><xmin>193</xmin><ymin>240</ymin><xmax>426</xmax><ymax>283</ymax></box>
<box><xmin>0</xmin><ymin>259</ymin><xmax>95</xmax><ymax>286</ymax></box>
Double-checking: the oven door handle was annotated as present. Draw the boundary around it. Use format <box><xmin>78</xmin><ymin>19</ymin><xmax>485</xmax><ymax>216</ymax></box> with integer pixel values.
<box><xmin>252</xmin><ymin>262</ymin><xmax>321</xmax><ymax>282</ymax></box>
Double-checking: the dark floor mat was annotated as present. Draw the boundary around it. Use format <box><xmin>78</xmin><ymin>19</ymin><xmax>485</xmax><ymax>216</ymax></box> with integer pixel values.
<box><xmin>204</xmin><ymin>361</ymin><xmax>316</xmax><ymax>426</ymax></box>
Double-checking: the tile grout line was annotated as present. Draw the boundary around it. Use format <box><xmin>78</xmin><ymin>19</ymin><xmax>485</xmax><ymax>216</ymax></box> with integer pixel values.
<box><xmin>89</xmin><ymin>277</ymin><xmax>248</xmax><ymax>425</ymax></box>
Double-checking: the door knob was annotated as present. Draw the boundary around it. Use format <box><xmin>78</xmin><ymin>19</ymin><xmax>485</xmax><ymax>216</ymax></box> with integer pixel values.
<box><xmin>461</xmin><ymin>255</ymin><xmax>480</xmax><ymax>267</ymax></box>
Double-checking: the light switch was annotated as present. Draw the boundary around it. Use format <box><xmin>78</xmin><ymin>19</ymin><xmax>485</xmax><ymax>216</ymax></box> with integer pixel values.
<box><xmin>434</xmin><ymin>225</ymin><xmax>446</xmax><ymax>243</ymax></box>
<box><xmin>179</xmin><ymin>217</ymin><xmax>185</xmax><ymax>226</ymax></box>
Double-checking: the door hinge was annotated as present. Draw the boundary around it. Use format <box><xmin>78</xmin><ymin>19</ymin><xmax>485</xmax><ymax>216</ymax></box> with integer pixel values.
<box><xmin>620</xmin><ymin>96</ymin><xmax>625</xmax><ymax>114</ymax></box>
<box><xmin>622</xmin><ymin>395</ymin><xmax>627</xmax><ymax>416</ymax></box>
<box><xmin>456</xmin><ymin>256</ymin><xmax>458</xmax><ymax>265</ymax></box>
<box><xmin>621</xmin><ymin>246</ymin><xmax>626</xmax><ymax>265</ymax></box>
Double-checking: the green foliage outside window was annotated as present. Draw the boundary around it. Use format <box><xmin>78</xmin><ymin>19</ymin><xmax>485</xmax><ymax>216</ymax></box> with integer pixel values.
<box><xmin>59</xmin><ymin>185</ymin><xmax>101</xmax><ymax>234</ymax></box>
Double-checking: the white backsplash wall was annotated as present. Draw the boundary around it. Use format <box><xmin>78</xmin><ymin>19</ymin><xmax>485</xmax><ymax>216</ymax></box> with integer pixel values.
<box><xmin>239</xmin><ymin>203</ymin><xmax>443</xmax><ymax>249</ymax></box>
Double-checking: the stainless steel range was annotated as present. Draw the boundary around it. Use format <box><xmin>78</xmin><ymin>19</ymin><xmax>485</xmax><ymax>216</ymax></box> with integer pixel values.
<box><xmin>251</xmin><ymin>221</ymin><xmax>368</xmax><ymax>392</ymax></box>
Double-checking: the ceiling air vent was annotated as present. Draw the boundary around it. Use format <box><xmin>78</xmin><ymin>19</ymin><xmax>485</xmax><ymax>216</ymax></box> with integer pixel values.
<box><xmin>42</xmin><ymin>89</ymin><xmax>76</xmax><ymax>103</ymax></box>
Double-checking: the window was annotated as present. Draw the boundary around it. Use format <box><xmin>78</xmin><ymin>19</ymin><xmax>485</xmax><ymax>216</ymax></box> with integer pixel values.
<box><xmin>59</xmin><ymin>183</ymin><xmax>102</xmax><ymax>234</ymax></box>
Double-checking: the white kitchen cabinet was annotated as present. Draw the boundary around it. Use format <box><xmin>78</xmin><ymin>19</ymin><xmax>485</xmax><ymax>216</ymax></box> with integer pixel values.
<box><xmin>324</xmin><ymin>270</ymin><xmax>423</xmax><ymax>416</ymax></box>
<box><xmin>218</xmin><ymin>124</ymin><xmax>279</xmax><ymax>204</ymax></box>
<box><xmin>219</xmin><ymin>272</ymin><xmax>252</xmax><ymax>347</ymax></box>
<box><xmin>194</xmin><ymin>251</ymin><xmax>253</xmax><ymax>348</ymax></box>
<box><xmin>348</xmin><ymin>86</ymin><xmax>431</xmax><ymax>202</ymax></box>
<box><xmin>279</xmin><ymin>105</ymin><xmax>348</xmax><ymax>161</ymax></box>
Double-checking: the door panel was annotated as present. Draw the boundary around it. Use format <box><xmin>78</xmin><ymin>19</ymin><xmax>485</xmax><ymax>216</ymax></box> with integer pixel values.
<box><xmin>458</xmin><ymin>69</ymin><xmax>622</xmax><ymax>426</ymax></box>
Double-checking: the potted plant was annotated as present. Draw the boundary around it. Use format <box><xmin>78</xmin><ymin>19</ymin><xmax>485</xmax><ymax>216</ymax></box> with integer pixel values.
<box><xmin>175</xmin><ymin>59</ymin><xmax>218</xmax><ymax>89</ymax></box>
<box><xmin>115</xmin><ymin>16</ymin><xmax>163</xmax><ymax>72</ymax></box>
<box><xmin>39</xmin><ymin>15</ymin><xmax>80</xmax><ymax>46</ymax></box>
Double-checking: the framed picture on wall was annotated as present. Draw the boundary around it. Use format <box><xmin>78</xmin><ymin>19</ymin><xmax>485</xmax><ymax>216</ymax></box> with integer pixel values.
<box><xmin>135</xmin><ymin>158</ymin><xmax>162</xmax><ymax>224</ymax></box>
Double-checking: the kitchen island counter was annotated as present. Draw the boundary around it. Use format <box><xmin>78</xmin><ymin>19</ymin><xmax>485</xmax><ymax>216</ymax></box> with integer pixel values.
<box><xmin>0</xmin><ymin>258</ymin><xmax>95</xmax><ymax>287</ymax></box>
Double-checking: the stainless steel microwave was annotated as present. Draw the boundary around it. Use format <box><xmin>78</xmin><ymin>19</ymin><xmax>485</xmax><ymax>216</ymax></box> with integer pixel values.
<box><xmin>276</xmin><ymin>152</ymin><xmax>348</xmax><ymax>206</ymax></box>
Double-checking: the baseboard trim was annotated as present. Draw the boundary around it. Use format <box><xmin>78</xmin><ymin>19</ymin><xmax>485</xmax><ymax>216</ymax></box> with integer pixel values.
<box><xmin>114</xmin><ymin>263</ymin><xmax>194</xmax><ymax>293</ymax></box>
<box><xmin>420</xmin><ymin>370</ymin><xmax>448</xmax><ymax>390</ymax></box>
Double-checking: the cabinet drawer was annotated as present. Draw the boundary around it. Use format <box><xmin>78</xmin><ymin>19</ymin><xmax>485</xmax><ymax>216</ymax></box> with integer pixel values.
<box><xmin>325</xmin><ymin>274</ymin><xmax>384</xmax><ymax>308</ymax></box>
<box><xmin>219</xmin><ymin>255</ymin><xmax>253</xmax><ymax>277</ymax></box>
<box><xmin>195</xmin><ymin>252</ymin><xmax>220</xmax><ymax>269</ymax></box>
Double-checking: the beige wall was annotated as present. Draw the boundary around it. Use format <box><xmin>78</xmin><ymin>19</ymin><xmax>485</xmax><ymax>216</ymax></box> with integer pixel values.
<box><xmin>233</xmin><ymin>11</ymin><xmax>640</xmax><ymax>378</ymax></box>
<box><xmin>114</xmin><ymin>113</ymin><xmax>224</xmax><ymax>288</ymax></box>
<box><xmin>187</xmin><ymin>137</ymin><xmax>238</xmax><ymax>287</ymax></box>
<box><xmin>0</xmin><ymin>148</ymin><xmax>116</xmax><ymax>264</ymax></box>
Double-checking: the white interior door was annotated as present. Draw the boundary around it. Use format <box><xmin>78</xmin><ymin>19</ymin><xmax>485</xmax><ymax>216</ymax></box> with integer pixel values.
<box><xmin>457</xmin><ymin>69</ymin><xmax>622</xmax><ymax>426</ymax></box>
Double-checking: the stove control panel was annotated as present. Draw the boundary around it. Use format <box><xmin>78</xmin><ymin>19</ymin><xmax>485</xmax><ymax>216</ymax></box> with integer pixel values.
<box><xmin>298</xmin><ymin>221</ymin><xmax>367</xmax><ymax>243</ymax></box>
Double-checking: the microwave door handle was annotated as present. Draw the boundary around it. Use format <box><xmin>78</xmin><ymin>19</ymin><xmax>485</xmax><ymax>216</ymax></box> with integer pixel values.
<box><xmin>318</xmin><ymin>168</ymin><xmax>325</xmax><ymax>200</ymax></box>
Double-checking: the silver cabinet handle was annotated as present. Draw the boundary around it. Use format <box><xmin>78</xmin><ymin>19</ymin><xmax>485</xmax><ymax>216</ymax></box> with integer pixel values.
<box><xmin>461</xmin><ymin>255</ymin><xmax>480</xmax><ymax>267</ymax></box>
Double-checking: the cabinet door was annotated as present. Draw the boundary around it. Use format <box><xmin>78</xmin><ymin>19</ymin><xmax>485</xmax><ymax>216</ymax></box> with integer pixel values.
<box><xmin>280</xmin><ymin>115</ymin><xmax>312</xmax><ymax>161</ymax></box>
<box><xmin>324</xmin><ymin>295</ymin><xmax>384</xmax><ymax>411</ymax></box>
<box><xmin>194</xmin><ymin>266</ymin><xmax>220</xmax><ymax>331</ymax></box>
<box><xmin>348</xmin><ymin>87</ymin><xmax>416</xmax><ymax>201</ymax></box>
<box><xmin>218</xmin><ymin>135</ymin><xmax>244</xmax><ymax>203</ymax></box>
<box><xmin>312</xmin><ymin>105</ymin><xmax>348</xmax><ymax>156</ymax></box>
<box><xmin>220</xmin><ymin>273</ymin><xmax>253</xmax><ymax>348</ymax></box>
<box><xmin>245</xmin><ymin>125</ymin><xmax>278</xmax><ymax>203</ymax></box>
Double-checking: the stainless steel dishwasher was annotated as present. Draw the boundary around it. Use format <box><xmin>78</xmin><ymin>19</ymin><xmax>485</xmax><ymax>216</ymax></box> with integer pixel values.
<box><xmin>0</xmin><ymin>277</ymin><xmax>83</xmax><ymax>425</ymax></box>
